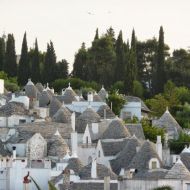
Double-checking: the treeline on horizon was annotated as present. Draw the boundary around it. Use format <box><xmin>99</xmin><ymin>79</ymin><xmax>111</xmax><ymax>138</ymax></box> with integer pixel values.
<box><xmin>0</xmin><ymin>27</ymin><xmax>190</xmax><ymax>98</ymax></box>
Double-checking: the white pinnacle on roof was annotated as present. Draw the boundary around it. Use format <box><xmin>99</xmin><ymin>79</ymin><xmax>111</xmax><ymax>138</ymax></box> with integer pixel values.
<box><xmin>63</xmin><ymin>150</ymin><xmax>71</xmax><ymax>160</ymax></box>
<box><xmin>182</xmin><ymin>145</ymin><xmax>190</xmax><ymax>153</ymax></box>
<box><xmin>45</xmin><ymin>83</ymin><xmax>50</xmax><ymax>91</ymax></box>
<box><xmin>71</xmin><ymin>151</ymin><xmax>78</xmax><ymax>158</ymax></box>
<box><xmin>67</xmin><ymin>82</ymin><xmax>72</xmax><ymax>90</ymax></box>
<box><xmin>101</xmin><ymin>85</ymin><xmax>105</xmax><ymax>90</ymax></box>
<box><xmin>165</xmin><ymin>106</ymin><xmax>169</xmax><ymax>114</ymax></box>
<box><xmin>26</xmin><ymin>78</ymin><xmax>34</xmax><ymax>86</ymax></box>
<box><xmin>54</xmin><ymin>129</ymin><xmax>61</xmax><ymax>136</ymax></box>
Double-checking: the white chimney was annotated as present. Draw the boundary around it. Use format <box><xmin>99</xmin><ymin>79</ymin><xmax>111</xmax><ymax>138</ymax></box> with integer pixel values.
<box><xmin>88</xmin><ymin>92</ymin><xmax>93</xmax><ymax>102</ymax></box>
<box><xmin>156</xmin><ymin>136</ymin><xmax>162</xmax><ymax>161</ymax></box>
<box><xmin>91</xmin><ymin>159</ymin><xmax>97</xmax><ymax>178</ymax></box>
<box><xmin>12</xmin><ymin>146</ymin><xmax>16</xmax><ymax>160</ymax></box>
<box><xmin>0</xmin><ymin>79</ymin><xmax>4</xmax><ymax>94</ymax></box>
<box><xmin>71</xmin><ymin>112</ymin><xmax>75</xmax><ymax>131</ymax></box>
<box><xmin>104</xmin><ymin>176</ymin><xmax>110</xmax><ymax>190</ymax></box>
<box><xmin>12</xmin><ymin>93</ymin><xmax>15</xmax><ymax>99</ymax></box>
<box><xmin>71</xmin><ymin>132</ymin><xmax>78</xmax><ymax>156</ymax></box>
<box><xmin>104</xmin><ymin>109</ymin><xmax>106</xmax><ymax>120</ymax></box>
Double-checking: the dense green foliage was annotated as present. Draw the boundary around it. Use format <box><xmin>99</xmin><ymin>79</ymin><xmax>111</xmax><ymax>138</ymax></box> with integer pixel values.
<box><xmin>48</xmin><ymin>182</ymin><xmax>58</xmax><ymax>190</ymax></box>
<box><xmin>0</xmin><ymin>33</ymin><xmax>68</xmax><ymax>86</ymax></box>
<box><xmin>0</xmin><ymin>71</ymin><xmax>19</xmax><ymax>92</ymax></box>
<box><xmin>169</xmin><ymin>132</ymin><xmax>190</xmax><ymax>154</ymax></box>
<box><xmin>4</xmin><ymin>34</ymin><xmax>17</xmax><ymax>77</ymax></box>
<box><xmin>18</xmin><ymin>32</ymin><xmax>30</xmax><ymax>85</ymax></box>
<box><xmin>106</xmin><ymin>91</ymin><xmax>126</xmax><ymax>115</ymax></box>
<box><xmin>153</xmin><ymin>26</ymin><xmax>166</xmax><ymax>94</ymax></box>
<box><xmin>153</xmin><ymin>186</ymin><xmax>172</xmax><ymax>190</ymax></box>
<box><xmin>142</xmin><ymin>118</ymin><xmax>165</xmax><ymax>143</ymax></box>
<box><xmin>0</xmin><ymin>37</ymin><xmax>5</xmax><ymax>71</ymax></box>
<box><xmin>31</xmin><ymin>39</ymin><xmax>41</xmax><ymax>83</ymax></box>
<box><xmin>52</xmin><ymin>78</ymin><xmax>100</xmax><ymax>93</ymax></box>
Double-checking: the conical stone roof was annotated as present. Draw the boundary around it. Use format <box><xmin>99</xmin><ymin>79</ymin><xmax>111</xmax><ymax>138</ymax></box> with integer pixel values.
<box><xmin>52</xmin><ymin>105</ymin><xmax>71</xmax><ymax>123</ymax></box>
<box><xmin>49</xmin><ymin>97</ymin><xmax>62</xmax><ymax>117</ymax></box>
<box><xmin>154</xmin><ymin>109</ymin><xmax>182</xmax><ymax>139</ymax></box>
<box><xmin>66</xmin><ymin>157</ymin><xmax>84</xmax><ymax>174</ymax></box>
<box><xmin>165</xmin><ymin>159</ymin><xmax>190</xmax><ymax>180</ymax></box>
<box><xmin>76</xmin><ymin>107</ymin><xmax>101</xmax><ymax>133</ymax></box>
<box><xmin>35</xmin><ymin>83</ymin><xmax>44</xmax><ymax>93</ymax></box>
<box><xmin>180</xmin><ymin>151</ymin><xmax>190</xmax><ymax>171</ymax></box>
<box><xmin>128</xmin><ymin>140</ymin><xmax>162</xmax><ymax>171</ymax></box>
<box><xmin>98</xmin><ymin>86</ymin><xmax>108</xmax><ymax>101</ymax></box>
<box><xmin>24</xmin><ymin>79</ymin><xmax>39</xmax><ymax>99</ymax></box>
<box><xmin>39</xmin><ymin>90</ymin><xmax>52</xmax><ymax>107</ymax></box>
<box><xmin>101</xmin><ymin>119</ymin><xmax>130</xmax><ymax>139</ymax></box>
<box><xmin>97</xmin><ymin>104</ymin><xmax>115</xmax><ymax>119</ymax></box>
<box><xmin>93</xmin><ymin>93</ymin><xmax>103</xmax><ymax>102</ymax></box>
<box><xmin>79</xmin><ymin>163</ymin><xmax>117</xmax><ymax>180</ymax></box>
<box><xmin>48</xmin><ymin>132</ymin><xmax>69</xmax><ymax>158</ymax></box>
<box><xmin>111</xmin><ymin>136</ymin><xmax>141</xmax><ymax>174</ymax></box>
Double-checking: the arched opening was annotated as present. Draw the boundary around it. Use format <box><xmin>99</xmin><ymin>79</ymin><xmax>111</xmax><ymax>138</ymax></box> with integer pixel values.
<box><xmin>88</xmin><ymin>156</ymin><xmax>92</xmax><ymax>164</ymax></box>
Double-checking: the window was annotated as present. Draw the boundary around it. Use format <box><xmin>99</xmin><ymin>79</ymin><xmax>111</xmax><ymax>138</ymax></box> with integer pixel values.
<box><xmin>86</xmin><ymin>136</ymin><xmax>88</xmax><ymax>144</ymax></box>
<box><xmin>19</xmin><ymin>119</ymin><xmax>26</xmax><ymax>124</ymax></box>
<box><xmin>88</xmin><ymin>156</ymin><xmax>92</xmax><ymax>164</ymax></box>
<box><xmin>98</xmin><ymin>150</ymin><xmax>101</xmax><ymax>158</ymax></box>
<box><xmin>151</xmin><ymin>161</ymin><xmax>157</xmax><ymax>169</ymax></box>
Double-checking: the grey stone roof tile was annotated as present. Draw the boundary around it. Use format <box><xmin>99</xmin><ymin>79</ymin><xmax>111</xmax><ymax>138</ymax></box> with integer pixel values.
<box><xmin>165</xmin><ymin>159</ymin><xmax>190</xmax><ymax>180</ymax></box>
<box><xmin>76</xmin><ymin>107</ymin><xmax>101</xmax><ymax>133</ymax></box>
<box><xmin>125</xmin><ymin>123</ymin><xmax>145</xmax><ymax>140</ymax></box>
<box><xmin>110</xmin><ymin>136</ymin><xmax>141</xmax><ymax>174</ymax></box>
<box><xmin>97</xmin><ymin>105</ymin><xmax>115</xmax><ymax>119</ymax></box>
<box><xmin>79</xmin><ymin>163</ymin><xmax>117</xmax><ymax>180</ymax></box>
<box><xmin>101</xmin><ymin>119</ymin><xmax>130</xmax><ymax>139</ymax></box>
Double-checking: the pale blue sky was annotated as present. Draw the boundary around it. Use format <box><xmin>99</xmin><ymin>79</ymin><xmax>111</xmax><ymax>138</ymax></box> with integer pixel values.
<box><xmin>0</xmin><ymin>0</ymin><xmax>190</xmax><ymax>70</ymax></box>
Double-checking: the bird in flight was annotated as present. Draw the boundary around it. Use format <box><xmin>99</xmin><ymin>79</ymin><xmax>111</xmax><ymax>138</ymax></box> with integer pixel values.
<box><xmin>87</xmin><ymin>11</ymin><xmax>94</xmax><ymax>15</ymax></box>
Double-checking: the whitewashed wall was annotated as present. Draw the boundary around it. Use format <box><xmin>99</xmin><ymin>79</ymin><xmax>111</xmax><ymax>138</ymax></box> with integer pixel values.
<box><xmin>0</xmin><ymin>79</ymin><xmax>4</xmax><ymax>94</ymax></box>
<box><xmin>119</xmin><ymin>179</ymin><xmax>190</xmax><ymax>190</ymax></box>
<box><xmin>0</xmin><ymin>115</ymin><xmax>33</xmax><ymax>127</ymax></box>
<box><xmin>78</xmin><ymin>145</ymin><xmax>96</xmax><ymax>165</ymax></box>
<box><xmin>9</xmin><ymin>167</ymin><xmax>51</xmax><ymax>190</ymax></box>
<box><xmin>120</xmin><ymin>102</ymin><xmax>141</xmax><ymax>120</ymax></box>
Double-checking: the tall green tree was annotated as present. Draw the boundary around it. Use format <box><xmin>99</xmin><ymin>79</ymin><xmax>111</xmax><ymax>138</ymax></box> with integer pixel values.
<box><xmin>4</xmin><ymin>34</ymin><xmax>17</xmax><ymax>77</ymax></box>
<box><xmin>166</xmin><ymin>49</ymin><xmax>190</xmax><ymax>88</ymax></box>
<box><xmin>31</xmin><ymin>39</ymin><xmax>41</xmax><ymax>83</ymax></box>
<box><xmin>43</xmin><ymin>41</ymin><xmax>56</xmax><ymax>83</ymax></box>
<box><xmin>0</xmin><ymin>37</ymin><xmax>5</xmax><ymax>71</ymax></box>
<box><xmin>88</xmin><ymin>35</ymin><xmax>116</xmax><ymax>87</ymax></box>
<box><xmin>18</xmin><ymin>32</ymin><xmax>30</xmax><ymax>85</ymax></box>
<box><xmin>54</xmin><ymin>59</ymin><xmax>69</xmax><ymax>79</ymax></box>
<box><xmin>153</xmin><ymin>26</ymin><xmax>166</xmax><ymax>94</ymax></box>
<box><xmin>130</xmin><ymin>29</ymin><xmax>138</xmax><ymax>80</ymax></box>
<box><xmin>73</xmin><ymin>43</ymin><xmax>88</xmax><ymax>80</ymax></box>
<box><xmin>115</xmin><ymin>31</ymin><xmax>125</xmax><ymax>81</ymax></box>
<box><xmin>94</xmin><ymin>28</ymin><xmax>99</xmax><ymax>40</ymax></box>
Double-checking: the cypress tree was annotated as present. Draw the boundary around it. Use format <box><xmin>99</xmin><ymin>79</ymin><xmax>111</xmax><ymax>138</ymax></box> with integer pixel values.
<box><xmin>94</xmin><ymin>28</ymin><xmax>99</xmax><ymax>40</ymax></box>
<box><xmin>130</xmin><ymin>29</ymin><xmax>138</xmax><ymax>80</ymax></box>
<box><xmin>18</xmin><ymin>32</ymin><xmax>30</xmax><ymax>85</ymax></box>
<box><xmin>73</xmin><ymin>43</ymin><xmax>88</xmax><ymax>80</ymax></box>
<box><xmin>153</xmin><ymin>26</ymin><xmax>166</xmax><ymax>94</ymax></box>
<box><xmin>4</xmin><ymin>34</ymin><xmax>17</xmax><ymax>77</ymax></box>
<box><xmin>54</xmin><ymin>59</ymin><xmax>69</xmax><ymax>79</ymax></box>
<box><xmin>115</xmin><ymin>30</ymin><xmax>125</xmax><ymax>81</ymax></box>
<box><xmin>0</xmin><ymin>37</ymin><xmax>5</xmax><ymax>71</ymax></box>
<box><xmin>31</xmin><ymin>39</ymin><xmax>41</xmax><ymax>83</ymax></box>
<box><xmin>131</xmin><ymin>29</ymin><xmax>137</xmax><ymax>51</ymax></box>
<box><xmin>43</xmin><ymin>41</ymin><xmax>56</xmax><ymax>83</ymax></box>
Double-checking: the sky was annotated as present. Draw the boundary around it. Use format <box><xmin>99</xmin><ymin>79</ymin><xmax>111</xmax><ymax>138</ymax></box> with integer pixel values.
<box><xmin>0</xmin><ymin>0</ymin><xmax>190</xmax><ymax>71</ymax></box>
